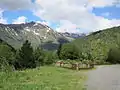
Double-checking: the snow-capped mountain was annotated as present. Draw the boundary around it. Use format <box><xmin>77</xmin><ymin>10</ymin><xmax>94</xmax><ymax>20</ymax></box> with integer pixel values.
<box><xmin>0</xmin><ymin>22</ymin><xmax>70</xmax><ymax>50</ymax></box>
<box><xmin>61</xmin><ymin>32</ymin><xmax>86</xmax><ymax>39</ymax></box>
<box><xmin>0</xmin><ymin>21</ymin><xmax>85</xmax><ymax>50</ymax></box>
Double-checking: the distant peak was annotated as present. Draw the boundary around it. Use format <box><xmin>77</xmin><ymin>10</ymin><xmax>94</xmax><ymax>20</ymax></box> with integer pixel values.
<box><xmin>29</xmin><ymin>21</ymin><xmax>36</xmax><ymax>24</ymax></box>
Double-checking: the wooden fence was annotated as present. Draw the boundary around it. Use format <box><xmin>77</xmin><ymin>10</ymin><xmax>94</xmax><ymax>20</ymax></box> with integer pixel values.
<box><xmin>55</xmin><ymin>61</ymin><xmax>94</xmax><ymax>70</ymax></box>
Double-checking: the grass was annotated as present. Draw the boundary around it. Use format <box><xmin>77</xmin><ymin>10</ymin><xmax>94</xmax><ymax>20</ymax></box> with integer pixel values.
<box><xmin>0</xmin><ymin>66</ymin><xmax>87</xmax><ymax>90</ymax></box>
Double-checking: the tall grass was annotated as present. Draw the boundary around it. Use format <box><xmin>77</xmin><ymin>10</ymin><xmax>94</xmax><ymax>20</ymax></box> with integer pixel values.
<box><xmin>0</xmin><ymin>66</ymin><xmax>87</xmax><ymax>90</ymax></box>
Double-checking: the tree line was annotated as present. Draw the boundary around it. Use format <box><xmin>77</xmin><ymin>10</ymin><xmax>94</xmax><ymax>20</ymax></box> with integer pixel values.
<box><xmin>1</xmin><ymin>38</ymin><xmax>120</xmax><ymax>72</ymax></box>
<box><xmin>0</xmin><ymin>40</ymin><xmax>57</xmax><ymax>72</ymax></box>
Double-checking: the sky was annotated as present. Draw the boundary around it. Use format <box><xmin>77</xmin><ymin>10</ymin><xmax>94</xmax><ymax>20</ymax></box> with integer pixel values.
<box><xmin>0</xmin><ymin>0</ymin><xmax>120</xmax><ymax>33</ymax></box>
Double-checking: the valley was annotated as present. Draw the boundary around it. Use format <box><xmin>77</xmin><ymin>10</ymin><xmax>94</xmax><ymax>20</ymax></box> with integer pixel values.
<box><xmin>0</xmin><ymin>22</ymin><xmax>120</xmax><ymax>90</ymax></box>
<box><xmin>0</xmin><ymin>0</ymin><xmax>120</xmax><ymax>90</ymax></box>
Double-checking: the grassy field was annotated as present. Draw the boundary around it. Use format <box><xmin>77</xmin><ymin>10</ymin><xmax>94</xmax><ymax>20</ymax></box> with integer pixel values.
<box><xmin>0</xmin><ymin>66</ymin><xmax>87</xmax><ymax>90</ymax></box>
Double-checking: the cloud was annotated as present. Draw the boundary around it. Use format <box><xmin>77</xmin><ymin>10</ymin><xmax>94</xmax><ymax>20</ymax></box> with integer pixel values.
<box><xmin>0</xmin><ymin>0</ymin><xmax>120</xmax><ymax>33</ymax></box>
<box><xmin>93</xmin><ymin>16</ymin><xmax>120</xmax><ymax>31</ymax></box>
<box><xmin>0</xmin><ymin>0</ymin><xmax>34</xmax><ymax>10</ymax></box>
<box><xmin>0</xmin><ymin>8</ymin><xmax>7</xmax><ymax>24</ymax></box>
<box><xmin>12</xmin><ymin>16</ymin><xmax>27</xmax><ymax>24</ymax></box>
<box><xmin>56</xmin><ymin>20</ymin><xmax>80</xmax><ymax>33</ymax></box>
<box><xmin>88</xmin><ymin>0</ymin><xmax>120</xmax><ymax>8</ymax></box>
<box><xmin>33</xmin><ymin>0</ymin><xmax>120</xmax><ymax>33</ymax></box>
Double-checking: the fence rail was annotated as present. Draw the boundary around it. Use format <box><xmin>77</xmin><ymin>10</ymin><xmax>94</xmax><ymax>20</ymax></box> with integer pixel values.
<box><xmin>55</xmin><ymin>61</ymin><xmax>94</xmax><ymax>70</ymax></box>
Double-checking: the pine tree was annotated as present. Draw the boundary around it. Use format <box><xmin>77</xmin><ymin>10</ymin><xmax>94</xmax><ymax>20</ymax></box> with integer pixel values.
<box><xmin>34</xmin><ymin>47</ymin><xmax>45</xmax><ymax>66</ymax></box>
<box><xmin>17</xmin><ymin>40</ymin><xmax>35</xmax><ymax>69</ymax></box>
<box><xmin>57</xmin><ymin>44</ymin><xmax>62</xmax><ymax>59</ymax></box>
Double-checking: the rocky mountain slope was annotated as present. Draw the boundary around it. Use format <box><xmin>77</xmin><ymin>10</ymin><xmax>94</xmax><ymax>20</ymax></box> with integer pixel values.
<box><xmin>61</xmin><ymin>32</ymin><xmax>86</xmax><ymax>39</ymax></box>
<box><xmin>0</xmin><ymin>22</ymin><xmax>80</xmax><ymax>50</ymax></box>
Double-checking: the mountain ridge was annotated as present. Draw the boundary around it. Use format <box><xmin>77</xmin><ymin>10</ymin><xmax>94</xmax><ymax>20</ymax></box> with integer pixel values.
<box><xmin>0</xmin><ymin>21</ymin><xmax>84</xmax><ymax>50</ymax></box>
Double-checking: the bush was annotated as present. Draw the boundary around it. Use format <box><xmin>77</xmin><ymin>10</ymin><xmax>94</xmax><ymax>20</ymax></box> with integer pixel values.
<box><xmin>107</xmin><ymin>47</ymin><xmax>120</xmax><ymax>64</ymax></box>
<box><xmin>0</xmin><ymin>44</ymin><xmax>16</xmax><ymax>65</ymax></box>
<box><xmin>0</xmin><ymin>57</ymin><xmax>14</xmax><ymax>72</ymax></box>
<box><xmin>44</xmin><ymin>51</ymin><xmax>56</xmax><ymax>65</ymax></box>
<box><xmin>60</xmin><ymin>43</ymin><xmax>80</xmax><ymax>60</ymax></box>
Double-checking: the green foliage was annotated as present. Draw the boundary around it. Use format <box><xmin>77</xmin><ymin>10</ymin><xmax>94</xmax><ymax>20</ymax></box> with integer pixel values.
<box><xmin>16</xmin><ymin>40</ymin><xmax>35</xmax><ymax>69</ymax></box>
<box><xmin>0</xmin><ymin>57</ymin><xmax>14</xmax><ymax>72</ymax></box>
<box><xmin>0</xmin><ymin>66</ymin><xmax>86</xmax><ymax>90</ymax></box>
<box><xmin>1</xmin><ymin>25</ymin><xmax>120</xmax><ymax>72</ymax></box>
<box><xmin>44</xmin><ymin>51</ymin><xmax>56</xmax><ymax>65</ymax></box>
<box><xmin>0</xmin><ymin>43</ymin><xmax>15</xmax><ymax>65</ymax></box>
<box><xmin>60</xmin><ymin>43</ymin><xmax>80</xmax><ymax>60</ymax></box>
<box><xmin>34</xmin><ymin>47</ymin><xmax>45</xmax><ymax>66</ymax></box>
<box><xmin>107</xmin><ymin>47</ymin><xmax>120</xmax><ymax>64</ymax></box>
<box><xmin>0</xmin><ymin>40</ymin><xmax>15</xmax><ymax>72</ymax></box>
<box><xmin>69</xmin><ymin>26</ymin><xmax>120</xmax><ymax>64</ymax></box>
<box><xmin>57</xmin><ymin>44</ymin><xmax>62</xmax><ymax>59</ymax></box>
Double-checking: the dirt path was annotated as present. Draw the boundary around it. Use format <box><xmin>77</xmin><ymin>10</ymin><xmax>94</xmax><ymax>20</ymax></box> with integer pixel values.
<box><xmin>85</xmin><ymin>65</ymin><xmax>120</xmax><ymax>90</ymax></box>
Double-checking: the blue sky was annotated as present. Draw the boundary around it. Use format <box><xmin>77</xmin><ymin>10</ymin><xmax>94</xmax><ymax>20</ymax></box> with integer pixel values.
<box><xmin>3</xmin><ymin>10</ymin><xmax>41</xmax><ymax>23</ymax></box>
<box><xmin>0</xmin><ymin>0</ymin><xmax>120</xmax><ymax>33</ymax></box>
<box><xmin>93</xmin><ymin>6</ymin><xmax>120</xmax><ymax>19</ymax></box>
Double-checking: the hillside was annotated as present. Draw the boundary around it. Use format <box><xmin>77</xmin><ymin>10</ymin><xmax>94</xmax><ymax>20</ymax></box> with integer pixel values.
<box><xmin>0</xmin><ymin>39</ymin><xmax>15</xmax><ymax>51</ymax></box>
<box><xmin>71</xmin><ymin>26</ymin><xmax>120</xmax><ymax>63</ymax></box>
<box><xmin>0</xmin><ymin>39</ymin><xmax>15</xmax><ymax>68</ymax></box>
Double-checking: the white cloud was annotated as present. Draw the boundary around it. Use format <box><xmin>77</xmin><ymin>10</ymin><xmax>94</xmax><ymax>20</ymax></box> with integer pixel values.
<box><xmin>0</xmin><ymin>0</ymin><xmax>34</xmax><ymax>10</ymax></box>
<box><xmin>0</xmin><ymin>0</ymin><xmax>120</xmax><ymax>33</ymax></box>
<box><xmin>12</xmin><ymin>16</ymin><xmax>27</xmax><ymax>24</ymax></box>
<box><xmin>93</xmin><ymin>16</ymin><xmax>120</xmax><ymax>31</ymax></box>
<box><xmin>56</xmin><ymin>20</ymin><xmax>80</xmax><ymax>33</ymax></box>
<box><xmin>0</xmin><ymin>8</ymin><xmax>7</xmax><ymax>24</ymax></box>
<box><xmin>88</xmin><ymin>0</ymin><xmax>119</xmax><ymax>8</ymax></box>
<box><xmin>33</xmin><ymin>0</ymin><xmax>120</xmax><ymax>33</ymax></box>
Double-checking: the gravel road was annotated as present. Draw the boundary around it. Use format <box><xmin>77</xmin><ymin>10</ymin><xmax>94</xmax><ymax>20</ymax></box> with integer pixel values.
<box><xmin>85</xmin><ymin>65</ymin><xmax>120</xmax><ymax>90</ymax></box>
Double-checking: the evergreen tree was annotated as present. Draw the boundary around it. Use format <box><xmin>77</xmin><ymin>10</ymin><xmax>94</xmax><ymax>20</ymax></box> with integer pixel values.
<box><xmin>17</xmin><ymin>40</ymin><xmax>35</xmax><ymax>69</ymax></box>
<box><xmin>57</xmin><ymin>44</ymin><xmax>62</xmax><ymax>59</ymax></box>
<box><xmin>34</xmin><ymin>47</ymin><xmax>45</xmax><ymax>66</ymax></box>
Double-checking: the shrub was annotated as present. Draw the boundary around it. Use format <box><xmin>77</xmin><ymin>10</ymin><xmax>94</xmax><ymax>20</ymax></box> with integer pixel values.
<box><xmin>0</xmin><ymin>44</ymin><xmax>16</xmax><ymax>65</ymax></box>
<box><xmin>0</xmin><ymin>57</ymin><xmax>14</xmax><ymax>72</ymax></box>
<box><xmin>107</xmin><ymin>47</ymin><xmax>120</xmax><ymax>64</ymax></box>
<box><xmin>44</xmin><ymin>51</ymin><xmax>56</xmax><ymax>65</ymax></box>
<box><xmin>60</xmin><ymin>43</ymin><xmax>80</xmax><ymax>60</ymax></box>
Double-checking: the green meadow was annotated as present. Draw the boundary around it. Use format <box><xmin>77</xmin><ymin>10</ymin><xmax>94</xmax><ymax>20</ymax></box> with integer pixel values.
<box><xmin>0</xmin><ymin>66</ymin><xmax>87</xmax><ymax>90</ymax></box>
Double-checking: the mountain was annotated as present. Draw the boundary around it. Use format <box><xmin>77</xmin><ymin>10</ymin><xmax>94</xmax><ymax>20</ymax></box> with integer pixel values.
<box><xmin>71</xmin><ymin>26</ymin><xmax>120</xmax><ymax>63</ymax></box>
<box><xmin>0</xmin><ymin>22</ymin><xmax>75</xmax><ymax>50</ymax></box>
<box><xmin>60</xmin><ymin>32</ymin><xmax>86</xmax><ymax>39</ymax></box>
<box><xmin>0</xmin><ymin>39</ymin><xmax>15</xmax><ymax>51</ymax></box>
